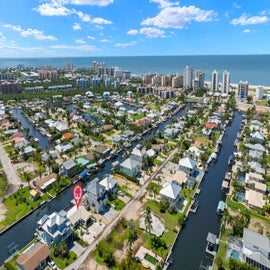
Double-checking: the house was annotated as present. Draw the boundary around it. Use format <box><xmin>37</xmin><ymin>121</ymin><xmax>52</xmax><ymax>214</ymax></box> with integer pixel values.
<box><xmin>248</xmin><ymin>150</ymin><xmax>263</xmax><ymax>161</ymax></box>
<box><xmin>188</xmin><ymin>146</ymin><xmax>203</xmax><ymax>159</ymax></box>
<box><xmin>131</xmin><ymin>146</ymin><xmax>146</xmax><ymax>165</ymax></box>
<box><xmin>67</xmin><ymin>205</ymin><xmax>92</xmax><ymax>228</ymax></box>
<box><xmin>243</xmin><ymin>228</ymin><xmax>270</xmax><ymax>269</ymax></box>
<box><xmin>59</xmin><ymin>159</ymin><xmax>77</xmax><ymax>177</ymax></box>
<box><xmin>16</xmin><ymin>242</ymin><xmax>51</xmax><ymax>270</ymax></box>
<box><xmin>120</xmin><ymin>158</ymin><xmax>139</xmax><ymax>178</ymax></box>
<box><xmin>86</xmin><ymin>176</ymin><xmax>117</xmax><ymax>214</ymax></box>
<box><xmin>245</xmin><ymin>143</ymin><xmax>265</xmax><ymax>153</ymax></box>
<box><xmin>245</xmin><ymin>190</ymin><xmax>265</xmax><ymax>209</ymax></box>
<box><xmin>21</xmin><ymin>146</ymin><xmax>36</xmax><ymax>157</ymax></box>
<box><xmin>178</xmin><ymin>157</ymin><xmax>197</xmax><ymax>176</ymax></box>
<box><xmin>250</xmin><ymin>131</ymin><xmax>265</xmax><ymax>144</ymax></box>
<box><xmin>248</xmin><ymin>161</ymin><xmax>265</xmax><ymax>175</ymax></box>
<box><xmin>62</xmin><ymin>132</ymin><xmax>74</xmax><ymax>140</ymax></box>
<box><xmin>55</xmin><ymin>143</ymin><xmax>74</xmax><ymax>153</ymax></box>
<box><xmin>36</xmin><ymin>210</ymin><xmax>73</xmax><ymax>247</ymax></box>
<box><xmin>164</xmin><ymin>127</ymin><xmax>180</xmax><ymax>139</ymax></box>
<box><xmin>33</xmin><ymin>173</ymin><xmax>57</xmax><ymax>192</ymax></box>
<box><xmin>159</xmin><ymin>181</ymin><xmax>182</xmax><ymax>207</ymax></box>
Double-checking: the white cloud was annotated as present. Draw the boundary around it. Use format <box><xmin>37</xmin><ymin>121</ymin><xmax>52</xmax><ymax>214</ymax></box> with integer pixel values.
<box><xmin>0</xmin><ymin>44</ymin><xmax>42</xmax><ymax>52</ymax></box>
<box><xmin>115</xmin><ymin>41</ymin><xmax>136</xmax><ymax>47</ymax></box>
<box><xmin>34</xmin><ymin>1</ymin><xmax>72</xmax><ymax>16</ymax></box>
<box><xmin>127</xmin><ymin>29</ymin><xmax>139</xmax><ymax>35</ymax></box>
<box><xmin>0</xmin><ymin>32</ymin><xmax>6</xmax><ymax>43</ymax></box>
<box><xmin>76</xmin><ymin>11</ymin><xmax>91</xmax><ymax>22</ymax></box>
<box><xmin>69</xmin><ymin>0</ymin><xmax>113</xmax><ymax>6</ymax></box>
<box><xmin>139</xmin><ymin>27</ymin><xmax>165</xmax><ymax>38</ymax></box>
<box><xmin>150</xmin><ymin>0</ymin><xmax>179</xmax><ymax>9</ymax></box>
<box><xmin>75</xmin><ymin>39</ymin><xmax>86</xmax><ymax>44</ymax></box>
<box><xmin>232</xmin><ymin>3</ymin><xmax>241</xmax><ymax>9</ymax></box>
<box><xmin>100</xmin><ymin>39</ymin><xmax>112</xmax><ymax>43</ymax></box>
<box><xmin>92</xmin><ymin>17</ymin><xmax>112</xmax><ymax>25</ymax></box>
<box><xmin>51</xmin><ymin>44</ymin><xmax>98</xmax><ymax>51</ymax></box>
<box><xmin>243</xmin><ymin>29</ymin><xmax>250</xmax><ymax>33</ymax></box>
<box><xmin>88</xmin><ymin>35</ymin><xmax>95</xmax><ymax>40</ymax></box>
<box><xmin>3</xmin><ymin>24</ymin><xmax>57</xmax><ymax>41</ymax></box>
<box><xmin>142</xmin><ymin>5</ymin><xmax>216</xmax><ymax>29</ymax></box>
<box><xmin>73</xmin><ymin>23</ymin><xmax>81</xmax><ymax>30</ymax></box>
<box><xmin>231</xmin><ymin>14</ymin><xmax>269</xmax><ymax>25</ymax></box>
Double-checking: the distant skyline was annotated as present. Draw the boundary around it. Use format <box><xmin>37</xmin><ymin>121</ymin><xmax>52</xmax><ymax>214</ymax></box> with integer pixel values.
<box><xmin>0</xmin><ymin>0</ymin><xmax>269</xmax><ymax>57</ymax></box>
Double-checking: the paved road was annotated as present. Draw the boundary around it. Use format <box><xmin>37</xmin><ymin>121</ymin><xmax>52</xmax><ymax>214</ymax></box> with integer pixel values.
<box><xmin>0</xmin><ymin>143</ymin><xmax>23</xmax><ymax>201</ymax></box>
<box><xmin>65</xmin><ymin>147</ymin><xmax>178</xmax><ymax>270</ymax></box>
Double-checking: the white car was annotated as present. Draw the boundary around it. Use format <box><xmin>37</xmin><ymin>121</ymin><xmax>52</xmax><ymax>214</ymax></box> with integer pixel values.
<box><xmin>48</xmin><ymin>260</ymin><xmax>57</xmax><ymax>270</ymax></box>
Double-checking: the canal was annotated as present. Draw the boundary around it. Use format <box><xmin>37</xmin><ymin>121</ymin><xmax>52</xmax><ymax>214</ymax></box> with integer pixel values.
<box><xmin>11</xmin><ymin>110</ymin><xmax>51</xmax><ymax>151</ymax></box>
<box><xmin>169</xmin><ymin>111</ymin><xmax>242</xmax><ymax>270</ymax></box>
<box><xmin>0</xmin><ymin>105</ymin><xmax>188</xmax><ymax>265</ymax></box>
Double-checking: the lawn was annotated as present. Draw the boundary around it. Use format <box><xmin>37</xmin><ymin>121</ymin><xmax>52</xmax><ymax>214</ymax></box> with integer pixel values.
<box><xmin>0</xmin><ymin>187</ymin><xmax>49</xmax><ymax>232</ymax></box>
<box><xmin>51</xmin><ymin>251</ymin><xmax>77</xmax><ymax>269</ymax></box>
<box><xmin>0</xmin><ymin>170</ymin><xmax>8</xmax><ymax>197</ymax></box>
<box><xmin>144</xmin><ymin>253</ymin><xmax>158</xmax><ymax>265</ymax></box>
<box><xmin>107</xmin><ymin>197</ymin><xmax>125</xmax><ymax>211</ymax></box>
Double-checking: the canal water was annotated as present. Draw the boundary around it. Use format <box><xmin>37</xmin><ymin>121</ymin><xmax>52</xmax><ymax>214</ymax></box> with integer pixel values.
<box><xmin>0</xmin><ymin>105</ymin><xmax>188</xmax><ymax>264</ymax></box>
<box><xmin>11</xmin><ymin>110</ymin><xmax>51</xmax><ymax>151</ymax></box>
<box><xmin>169</xmin><ymin>111</ymin><xmax>242</xmax><ymax>270</ymax></box>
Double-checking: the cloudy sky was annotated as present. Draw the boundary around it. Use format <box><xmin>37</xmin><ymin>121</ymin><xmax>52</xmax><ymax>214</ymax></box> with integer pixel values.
<box><xmin>0</xmin><ymin>0</ymin><xmax>269</xmax><ymax>57</ymax></box>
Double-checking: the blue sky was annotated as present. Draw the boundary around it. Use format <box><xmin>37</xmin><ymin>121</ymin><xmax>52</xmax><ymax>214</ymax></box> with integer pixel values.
<box><xmin>0</xmin><ymin>0</ymin><xmax>269</xmax><ymax>57</ymax></box>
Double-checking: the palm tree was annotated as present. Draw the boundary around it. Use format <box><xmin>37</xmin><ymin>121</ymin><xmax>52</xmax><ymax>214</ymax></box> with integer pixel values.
<box><xmin>23</xmin><ymin>170</ymin><xmax>31</xmax><ymax>188</ymax></box>
<box><xmin>144</xmin><ymin>206</ymin><xmax>153</xmax><ymax>235</ymax></box>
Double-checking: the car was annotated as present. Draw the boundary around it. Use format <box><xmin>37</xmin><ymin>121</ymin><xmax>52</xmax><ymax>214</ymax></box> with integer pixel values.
<box><xmin>48</xmin><ymin>260</ymin><xmax>57</xmax><ymax>270</ymax></box>
<box><xmin>117</xmin><ymin>190</ymin><xmax>124</xmax><ymax>197</ymax></box>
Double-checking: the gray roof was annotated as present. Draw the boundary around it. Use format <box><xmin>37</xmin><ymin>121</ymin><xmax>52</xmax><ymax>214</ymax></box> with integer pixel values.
<box><xmin>243</xmin><ymin>228</ymin><xmax>270</xmax><ymax>253</ymax></box>
<box><xmin>178</xmin><ymin>157</ymin><xmax>196</xmax><ymax>170</ymax></box>
<box><xmin>120</xmin><ymin>158</ymin><xmax>139</xmax><ymax>170</ymax></box>
<box><xmin>62</xmin><ymin>159</ymin><xmax>76</xmax><ymax>170</ymax></box>
<box><xmin>159</xmin><ymin>182</ymin><xmax>181</xmax><ymax>200</ymax></box>
<box><xmin>207</xmin><ymin>232</ymin><xmax>217</xmax><ymax>244</ymax></box>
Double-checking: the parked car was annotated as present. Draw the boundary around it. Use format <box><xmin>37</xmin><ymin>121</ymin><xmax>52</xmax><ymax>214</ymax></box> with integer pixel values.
<box><xmin>48</xmin><ymin>260</ymin><xmax>57</xmax><ymax>270</ymax></box>
<box><xmin>117</xmin><ymin>190</ymin><xmax>124</xmax><ymax>197</ymax></box>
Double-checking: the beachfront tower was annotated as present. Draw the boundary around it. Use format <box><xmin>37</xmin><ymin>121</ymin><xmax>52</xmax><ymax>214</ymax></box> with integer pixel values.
<box><xmin>193</xmin><ymin>70</ymin><xmax>205</xmax><ymax>90</ymax></box>
<box><xmin>256</xmin><ymin>85</ymin><xmax>264</xmax><ymax>100</ymax></box>
<box><xmin>183</xmin><ymin>65</ymin><xmax>193</xmax><ymax>88</ymax></box>
<box><xmin>238</xmin><ymin>81</ymin><xmax>249</xmax><ymax>101</ymax></box>
<box><xmin>222</xmin><ymin>70</ymin><xmax>230</xmax><ymax>94</ymax></box>
<box><xmin>211</xmin><ymin>70</ymin><xmax>219</xmax><ymax>92</ymax></box>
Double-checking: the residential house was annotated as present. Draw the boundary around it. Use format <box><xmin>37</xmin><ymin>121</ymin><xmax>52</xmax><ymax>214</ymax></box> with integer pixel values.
<box><xmin>248</xmin><ymin>150</ymin><xmax>263</xmax><ymax>162</ymax></box>
<box><xmin>59</xmin><ymin>159</ymin><xmax>77</xmax><ymax>177</ymax></box>
<box><xmin>33</xmin><ymin>173</ymin><xmax>57</xmax><ymax>192</ymax></box>
<box><xmin>16</xmin><ymin>242</ymin><xmax>51</xmax><ymax>270</ymax></box>
<box><xmin>178</xmin><ymin>157</ymin><xmax>197</xmax><ymax>176</ymax></box>
<box><xmin>250</xmin><ymin>131</ymin><xmax>265</xmax><ymax>144</ymax></box>
<box><xmin>131</xmin><ymin>146</ymin><xmax>146</xmax><ymax>166</ymax></box>
<box><xmin>36</xmin><ymin>210</ymin><xmax>73</xmax><ymax>247</ymax></box>
<box><xmin>67</xmin><ymin>205</ymin><xmax>92</xmax><ymax>228</ymax></box>
<box><xmin>188</xmin><ymin>145</ymin><xmax>204</xmax><ymax>160</ymax></box>
<box><xmin>55</xmin><ymin>143</ymin><xmax>74</xmax><ymax>154</ymax></box>
<box><xmin>21</xmin><ymin>146</ymin><xmax>36</xmax><ymax>157</ymax></box>
<box><xmin>248</xmin><ymin>161</ymin><xmax>265</xmax><ymax>175</ymax></box>
<box><xmin>245</xmin><ymin>190</ymin><xmax>265</xmax><ymax>209</ymax></box>
<box><xmin>86</xmin><ymin>176</ymin><xmax>117</xmax><ymax>214</ymax></box>
<box><xmin>164</xmin><ymin>127</ymin><xmax>180</xmax><ymax>139</ymax></box>
<box><xmin>245</xmin><ymin>143</ymin><xmax>265</xmax><ymax>153</ymax></box>
<box><xmin>159</xmin><ymin>181</ymin><xmax>182</xmax><ymax>207</ymax></box>
<box><xmin>120</xmin><ymin>158</ymin><xmax>139</xmax><ymax>178</ymax></box>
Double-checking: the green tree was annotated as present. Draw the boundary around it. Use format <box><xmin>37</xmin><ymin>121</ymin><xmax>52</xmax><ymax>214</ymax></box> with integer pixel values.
<box><xmin>159</xmin><ymin>197</ymin><xmax>169</xmax><ymax>213</ymax></box>
<box><xmin>144</xmin><ymin>206</ymin><xmax>153</xmax><ymax>234</ymax></box>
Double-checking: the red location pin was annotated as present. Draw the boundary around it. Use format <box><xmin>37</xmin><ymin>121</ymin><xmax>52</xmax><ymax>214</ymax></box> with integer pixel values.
<box><xmin>72</xmin><ymin>183</ymin><xmax>83</xmax><ymax>210</ymax></box>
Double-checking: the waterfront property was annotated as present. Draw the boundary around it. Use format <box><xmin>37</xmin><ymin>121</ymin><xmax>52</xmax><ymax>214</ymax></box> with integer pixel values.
<box><xmin>36</xmin><ymin>210</ymin><xmax>73</xmax><ymax>248</ymax></box>
<box><xmin>226</xmin><ymin>228</ymin><xmax>270</xmax><ymax>270</ymax></box>
<box><xmin>16</xmin><ymin>242</ymin><xmax>51</xmax><ymax>270</ymax></box>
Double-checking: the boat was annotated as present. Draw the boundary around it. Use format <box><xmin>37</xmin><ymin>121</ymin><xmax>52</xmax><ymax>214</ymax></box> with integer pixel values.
<box><xmin>217</xmin><ymin>200</ymin><xmax>226</xmax><ymax>215</ymax></box>
<box><xmin>34</xmin><ymin>138</ymin><xmax>39</xmax><ymax>142</ymax></box>
<box><xmin>190</xmin><ymin>199</ymin><xmax>199</xmax><ymax>213</ymax></box>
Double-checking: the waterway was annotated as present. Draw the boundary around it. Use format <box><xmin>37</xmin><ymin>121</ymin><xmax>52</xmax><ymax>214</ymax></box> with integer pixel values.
<box><xmin>0</xmin><ymin>104</ymin><xmax>188</xmax><ymax>265</ymax></box>
<box><xmin>10</xmin><ymin>110</ymin><xmax>51</xmax><ymax>151</ymax></box>
<box><xmin>169</xmin><ymin>111</ymin><xmax>242</xmax><ymax>270</ymax></box>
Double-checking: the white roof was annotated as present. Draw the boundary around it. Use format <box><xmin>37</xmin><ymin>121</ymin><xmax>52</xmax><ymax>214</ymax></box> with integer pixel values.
<box><xmin>246</xmin><ymin>190</ymin><xmax>265</xmax><ymax>209</ymax></box>
<box><xmin>178</xmin><ymin>157</ymin><xmax>196</xmax><ymax>169</ymax></box>
<box><xmin>159</xmin><ymin>182</ymin><xmax>181</xmax><ymax>200</ymax></box>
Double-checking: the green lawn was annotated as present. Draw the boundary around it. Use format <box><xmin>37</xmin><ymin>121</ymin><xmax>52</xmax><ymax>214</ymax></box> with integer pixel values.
<box><xmin>51</xmin><ymin>251</ymin><xmax>77</xmax><ymax>269</ymax></box>
<box><xmin>107</xmin><ymin>198</ymin><xmax>126</xmax><ymax>211</ymax></box>
<box><xmin>0</xmin><ymin>170</ymin><xmax>8</xmax><ymax>197</ymax></box>
<box><xmin>144</xmin><ymin>253</ymin><xmax>158</xmax><ymax>265</ymax></box>
<box><xmin>0</xmin><ymin>187</ymin><xmax>49</xmax><ymax>232</ymax></box>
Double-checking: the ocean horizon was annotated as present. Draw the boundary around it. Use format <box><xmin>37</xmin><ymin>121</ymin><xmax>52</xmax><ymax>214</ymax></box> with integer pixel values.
<box><xmin>0</xmin><ymin>54</ymin><xmax>270</xmax><ymax>86</ymax></box>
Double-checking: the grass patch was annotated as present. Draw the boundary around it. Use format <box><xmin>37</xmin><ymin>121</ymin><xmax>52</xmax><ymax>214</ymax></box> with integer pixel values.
<box><xmin>51</xmin><ymin>251</ymin><xmax>77</xmax><ymax>269</ymax></box>
<box><xmin>0</xmin><ymin>187</ymin><xmax>49</xmax><ymax>232</ymax></box>
<box><xmin>153</xmin><ymin>159</ymin><xmax>162</xmax><ymax>166</ymax></box>
<box><xmin>0</xmin><ymin>170</ymin><xmax>8</xmax><ymax>197</ymax></box>
<box><xmin>105</xmin><ymin>130</ymin><xmax>114</xmax><ymax>136</ymax></box>
<box><xmin>107</xmin><ymin>198</ymin><xmax>125</xmax><ymax>211</ymax></box>
<box><xmin>144</xmin><ymin>253</ymin><xmax>158</xmax><ymax>265</ymax></box>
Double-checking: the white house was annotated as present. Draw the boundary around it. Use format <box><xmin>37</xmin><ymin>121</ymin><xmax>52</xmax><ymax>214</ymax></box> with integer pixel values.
<box><xmin>178</xmin><ymin>157</ymin><xmax>197</xmax><ymax>176</ymax></box>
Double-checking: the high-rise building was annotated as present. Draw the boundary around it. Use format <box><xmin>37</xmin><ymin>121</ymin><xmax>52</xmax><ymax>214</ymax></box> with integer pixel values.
<box><xmin>183</xmin><ymin>65</ymin><xmax>193</xmax><ymax>88</ymax></box>
<box><xmin>238</xmin><ymin>81</ymin><xmax>249</xmax><ymax>100</ymax></box>
<box><xmin>172</xmin><ymin>75</ymin><xmax>183</xmax><ymax>88</ymax></box>
<box><xmin>193</xmin><ymin>70</ymin><xmax>205</xmax><ymax>90</ymax></box>
<box><xmin>211</xmin><ymin>70</ymin><xmax>219</xmax><ymax>92</ymax></box>
<box><xmin>66</xmin><ymin>62</ymin><xmax>73</xmax><ymax>71</ymax></box>
<box><xmin>222</xmin><ymin>70</ymin><xmax>230</xmax><ymax>94</ymax></box>
<box><xmin>256</xmin><ymin>85</ymin><xmax>264</xmax><ymax>100</ymax></box>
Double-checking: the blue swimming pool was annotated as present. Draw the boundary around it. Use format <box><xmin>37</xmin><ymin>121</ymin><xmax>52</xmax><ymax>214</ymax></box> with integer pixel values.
<box><xmin>194</xmin><ymin>171</ymin><xmax>201</xmax><ymax>178</ymax></box>
<box><xmin>230</xmin><ymin>250</ymin><xmax>240</xmax><ymax>261</ymax></box>
<box><xmin>235</xmin><ymin>193</ymin><xmax>244</xmax><ymax>202</ymax></box>
<box><xmin>236</xmin><ymin>174</ymin><xmax>245</xmax><ymax>183</ymax></box>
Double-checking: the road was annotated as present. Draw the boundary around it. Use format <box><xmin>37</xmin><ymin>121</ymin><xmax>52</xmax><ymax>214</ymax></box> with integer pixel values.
<box><xmin>65</xmin><ymin>147</ymin><xmax>179</xmax><ymax>270</ymax></box>
<box><xmin>0</xmin><ymin>143</ymin><xmax>23</xmax><ymax>201</ymax></box>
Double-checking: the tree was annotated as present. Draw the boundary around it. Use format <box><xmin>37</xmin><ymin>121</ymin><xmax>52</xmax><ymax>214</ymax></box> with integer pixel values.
<box><xmin>127</xmin><ymin>220</ymin><xmax>137</xmax><ymax>248</ymax></box>
<box><xmin>54</xmin><ymin>241</ymin><xmax>69</xmax><ymax>258</ymax></box>
<box><xmin>144</xmin><ymin>207</ymin><xmax>153</xmax><ymax>234</ymax></box>
<box><xmin>23</xmin><ymin>170</ymin><xmax>31</xmax><ymax>188</ymax></box>
<box><xmin>215</xmin><ymin>256</ymin><xmax>224</xmax><ymax>270</ymax></box>
<box><xmin>159</xmin><ymin>197</ymin><xmax>169</xmax><ymax>213</ymax></box>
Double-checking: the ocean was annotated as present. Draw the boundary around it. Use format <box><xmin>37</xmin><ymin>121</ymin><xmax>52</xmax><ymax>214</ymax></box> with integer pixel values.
<box><xmin>0</xmin><ymin>55</ymin><xmax>269</xmax><ymax>86</ymax></box>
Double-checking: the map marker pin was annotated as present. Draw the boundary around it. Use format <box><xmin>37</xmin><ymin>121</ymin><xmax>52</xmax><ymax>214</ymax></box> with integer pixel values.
<box><xmin>72</xmin><ymin>183</ymin><xmax>83</xmax><ymax>210</ymax></box>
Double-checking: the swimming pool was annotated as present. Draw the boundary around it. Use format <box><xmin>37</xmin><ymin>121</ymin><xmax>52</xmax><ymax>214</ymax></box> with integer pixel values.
<box><xmin>235</xmin><ymin>193</ymin><xmax>244</xmax><ymax>202</ymax></box>
<box><xmin>230</xmin><ymin>250</ymin><xmax>240</xmax><ymax>261</ymax></box>
<box><xmin>194</xmin><ymin>171</ymin><xmax>201</xmax><ymax>178</ymax></box>
<box><xmin>236</xmin><ymin>174</ymin><xmax>245</xmax><ymax>183</ymax></box>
